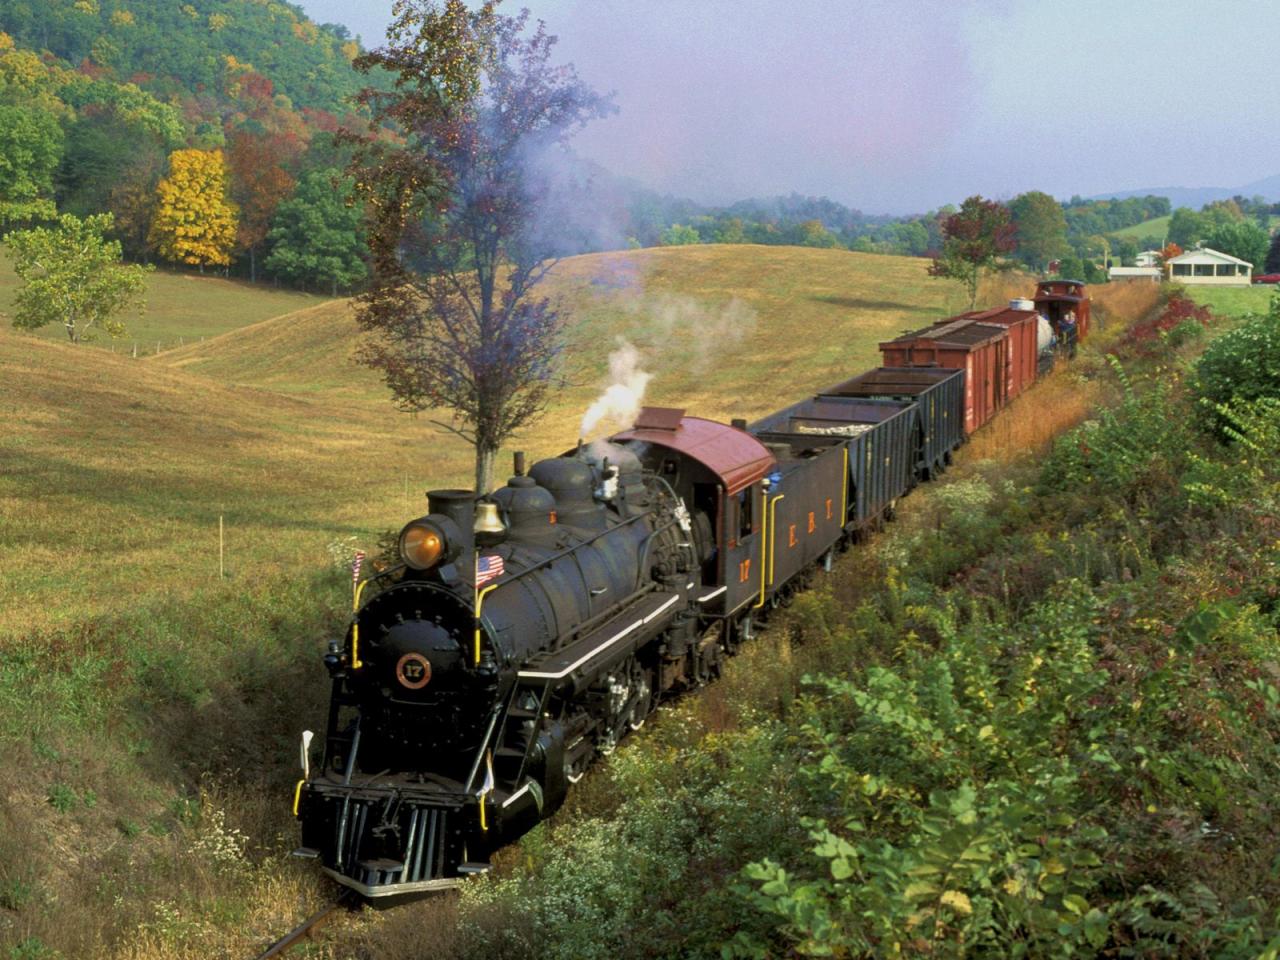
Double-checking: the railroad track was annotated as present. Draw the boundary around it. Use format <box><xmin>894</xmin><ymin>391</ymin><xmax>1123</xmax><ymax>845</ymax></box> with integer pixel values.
<box><xmin>253</xmin><ymin>889</ymin><xmax>358</xmax><ymax>959</ymax></box>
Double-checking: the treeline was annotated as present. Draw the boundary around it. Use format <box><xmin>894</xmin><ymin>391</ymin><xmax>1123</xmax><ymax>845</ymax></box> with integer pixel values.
<box><xmin>642</xmin><ymin>190</ymin><xmax>1182</xmax><ymax>281</ymax></box>
<box><xmin>1063</xmin><ymin>193</ymin><xmax>1170</xmax><ymax>242</ymax></box>
<box><xmin>0</xmin><ymin>0</ymin><xmax>374</xmax><ymax>292</ymax></box>
<box><xmin>1078</xmin><ymin>194</ymin><xmax>1280</xmax><ymax>273</ymax></box>
<box><xmin>0</xmin><ymin>0</ymin><xmax>367</xmax><ymax>116</ymax></box>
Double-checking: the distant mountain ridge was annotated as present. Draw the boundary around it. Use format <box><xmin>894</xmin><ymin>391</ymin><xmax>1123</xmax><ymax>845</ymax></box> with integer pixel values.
<box><xmin>1091</xmin><ymin>174</ymin><xmax>1280</xmax><ymax>209</ymax></box>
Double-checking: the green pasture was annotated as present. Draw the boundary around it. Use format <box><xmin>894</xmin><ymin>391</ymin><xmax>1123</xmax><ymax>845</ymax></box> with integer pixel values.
<box><xmin>0</xmin><ymin>253</ymin><xmax>329</xmax><ymax>351</ymax></box>
<box><xmin>1107</xmin><ymin>214</ymin><xmax>1170</xmax><ymax>243</ymax></box>
<box><xmin>1187</xmin><ymin>282</ymin><xmax>1278</xmax><ymax>318</ymax></box>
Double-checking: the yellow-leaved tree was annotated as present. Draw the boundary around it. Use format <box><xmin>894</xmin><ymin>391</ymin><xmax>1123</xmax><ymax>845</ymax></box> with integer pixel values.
<box><xmin>149</xmin><ymin>148</ymin><xmax>238</xmax><ymax>269</ymax></box>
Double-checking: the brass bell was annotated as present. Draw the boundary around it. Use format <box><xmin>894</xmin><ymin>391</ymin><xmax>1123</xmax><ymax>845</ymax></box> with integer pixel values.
<box><xmin>473</xmin><ymin>501</ymin><xmax>506</xmax><ymax>546</ymax></box>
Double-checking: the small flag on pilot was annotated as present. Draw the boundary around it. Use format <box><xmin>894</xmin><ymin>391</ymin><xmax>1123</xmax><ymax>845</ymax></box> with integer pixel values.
<box><xmin>352</xmin><ymin>550</ymin><xmax>365</xmax><ymax>584</ymax></box>
<box><xmin>476</xmin><ymin>554</ymin><xmax>504</xmax><ymax>585</ymax></box>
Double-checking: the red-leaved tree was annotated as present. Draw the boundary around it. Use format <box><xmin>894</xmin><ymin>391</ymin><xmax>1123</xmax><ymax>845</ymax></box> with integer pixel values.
<box><xmin>929</xmin><ymin>195</ymin><xmax>1017</xmax><ymax>309</ymax></box>
<box><xmin>349</xmin><ymin>0</ymin><xmax>614</xmax><ymax>493</ymax></box>
<box><xmin>227</xmin><ymin>130</ymin><xmax>300</xmax><ymax>282</ymax></box>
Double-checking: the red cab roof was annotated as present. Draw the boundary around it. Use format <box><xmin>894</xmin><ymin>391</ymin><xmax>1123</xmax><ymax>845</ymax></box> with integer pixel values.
<box><xmin>613</xmin><ymin>408</ymin><xmax>775</xmax><ymax>495</ymax></box>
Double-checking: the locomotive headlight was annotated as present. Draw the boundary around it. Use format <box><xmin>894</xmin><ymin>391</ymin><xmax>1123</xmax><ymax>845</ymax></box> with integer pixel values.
<box><xmin>400</xmin><ymin>520</ymin><xmax>447</xmax><ymax>569</ymax></box>
<box><xmin>397</xmin><ymin>513</ymin><xmax>464</xmax><ymax>570</ymax></box>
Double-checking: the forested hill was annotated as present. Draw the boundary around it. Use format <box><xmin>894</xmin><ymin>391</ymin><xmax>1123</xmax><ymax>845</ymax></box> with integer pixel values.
<box><xmin>0</xmin><ymin>0</ymin><xmax>385</xmax><ymax>291</ymax></box>
<box><xmin>0</xmin><ymin>0</ymin><xmax>367</xmax><ymax>117</ymax></box>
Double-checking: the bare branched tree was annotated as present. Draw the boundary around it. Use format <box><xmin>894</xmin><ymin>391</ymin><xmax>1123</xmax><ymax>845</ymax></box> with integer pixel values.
<box><xmin>350</xmin><ymin>0</ymin><xmax>614</xmax><ymax>493</ymax></box>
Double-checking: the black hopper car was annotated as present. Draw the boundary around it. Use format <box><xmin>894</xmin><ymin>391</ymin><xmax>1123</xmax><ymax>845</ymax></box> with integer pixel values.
<box><xmin>293</xmin><ymin>288</ymin><xmax>1087</xmax><ymax>898</ymax></box>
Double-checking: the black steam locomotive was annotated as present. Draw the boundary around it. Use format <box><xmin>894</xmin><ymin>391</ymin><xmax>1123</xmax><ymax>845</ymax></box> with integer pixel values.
<box><xmin>294</xmin><ymin>285</ymin><xmax>1089</xmax><ymax>898</ymax></box>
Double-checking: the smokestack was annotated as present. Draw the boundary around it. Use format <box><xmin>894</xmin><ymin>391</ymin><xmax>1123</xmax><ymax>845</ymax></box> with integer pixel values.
<box><xmin>513</xmin><ymin>451</ymin><xmax>526</xmax><ymax>477</ymax></box>
<box><xmin>427</xmin><ymin>489</ymin><xmax>476</xmax><ymax>554</ymax></box>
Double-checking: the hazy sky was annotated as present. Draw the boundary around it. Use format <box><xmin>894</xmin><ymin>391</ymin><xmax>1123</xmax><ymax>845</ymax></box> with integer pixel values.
<box><xmin>298</xmin><ymin>0</ymin><xmax>1280</xmax><ymax>214</ymax></box>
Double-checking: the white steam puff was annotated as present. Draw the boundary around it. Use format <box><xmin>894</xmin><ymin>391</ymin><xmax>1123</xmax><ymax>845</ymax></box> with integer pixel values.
<box><xmin>627</xmin><ymin>292</ymin><xmax>759</xmax><ymax>373</ymax></box>
<box><xmin>579</xmin><ymin>340</ymin><xmax>652</xmax><ymax>440</ymax></box>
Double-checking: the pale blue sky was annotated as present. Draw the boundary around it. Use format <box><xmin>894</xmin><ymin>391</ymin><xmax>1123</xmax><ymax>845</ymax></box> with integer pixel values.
<box><xmin>298</xmin><ymin>0</ymin><xmax>1280</xmax><ymax>214</ymax></box>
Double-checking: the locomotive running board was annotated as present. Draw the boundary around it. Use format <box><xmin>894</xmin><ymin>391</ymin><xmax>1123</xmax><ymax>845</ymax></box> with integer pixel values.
<box><xmin>518</xmin><ymin>591</ymin><xmax>682</xmax><ymax>683</ymax></box>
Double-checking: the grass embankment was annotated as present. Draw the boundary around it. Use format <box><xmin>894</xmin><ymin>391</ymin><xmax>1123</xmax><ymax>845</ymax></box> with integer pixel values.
<box><xmin>2</xmin><ymin>245</ymin><xmax>1031</xmax><ymax>957</ymax></box>
<box><xmin>336</xmin><ymin>282</ymin><xmax>1280</xmax><ymax>957</ymax></box>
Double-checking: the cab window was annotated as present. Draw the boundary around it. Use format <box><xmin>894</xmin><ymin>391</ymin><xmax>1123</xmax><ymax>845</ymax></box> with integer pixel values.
<box><xmin>737</xmin><ymin>486</ymin><xmax>754</xmax><ymax>538</ymax></box>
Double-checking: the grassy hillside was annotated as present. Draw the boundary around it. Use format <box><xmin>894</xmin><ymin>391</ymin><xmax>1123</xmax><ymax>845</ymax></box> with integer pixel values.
<box><xmin>8</xmin><ymin>245</ymin><xmax>1003</xmax><ymax>637</ymax></box>
<box><xmin>0</xmin><ymin>255</ymin><xmax>329</xmax><ymax>351</ymax></box>
<box><xmin>159</xmin><ymin>244</ymin><xmax>993</xmax><ymax>410</ymax></box>
<box><xmin>1109</xmin><ymin>214</ymin><xmax>1170</xmax><ymax>242</ymax></box>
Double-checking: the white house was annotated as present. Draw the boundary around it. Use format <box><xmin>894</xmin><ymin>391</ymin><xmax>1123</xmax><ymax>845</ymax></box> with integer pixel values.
<box><xmin>1165</xmin><ymin>247</ymin><xmax>1253</xmax><ymax>285</ymax></box>
<box><xmin>1134</xmin><ymin>250</ymin><xmax>1161</xmax><ymax>268</ymax></box>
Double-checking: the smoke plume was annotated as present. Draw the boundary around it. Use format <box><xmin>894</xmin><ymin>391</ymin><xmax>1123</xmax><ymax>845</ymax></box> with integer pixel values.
<box><xmin>634</xmin><ymin>292</ymin><xmax>758</xmax><ymax>373</ymax></box>
<box><xmin>579</xmin><ymin>339</ymin><xmax>652</xmax><ymax>440</ymax></box>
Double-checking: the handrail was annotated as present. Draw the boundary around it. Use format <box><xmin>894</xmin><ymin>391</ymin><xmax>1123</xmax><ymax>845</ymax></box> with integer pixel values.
<box><xmin>768</xmin><ymin>494</ymin><xmax>786</xmax><ymax>585</ymax></box>
<box><xmin>754</xmin><ymin>484</ymin><xmax>769</xmax><ymax>609</ymax></box>
<box><xmin>841</xmin><ymin>445</ymin><xmax>849</xmax><ymax>527</ymax></box>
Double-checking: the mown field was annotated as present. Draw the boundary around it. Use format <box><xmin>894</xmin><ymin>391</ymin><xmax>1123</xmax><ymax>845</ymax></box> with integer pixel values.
<box><xmin>0</xmin><ymin>254</ymin><xmax>328</xmax><ymax>352</ymax></box>
<box><xmin>1187</xmin><ymin>281</ymin><xmax>1277</xmax><ymax>317</ymax></box>
<box><xmin>3</xmin><ymin>244</ymin><xmax>1043</xmax><ymax>957</ymax></box>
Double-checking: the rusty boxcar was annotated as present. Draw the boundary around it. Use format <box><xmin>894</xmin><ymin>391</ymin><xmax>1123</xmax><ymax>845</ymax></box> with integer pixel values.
<box><xmin>878</xmin><ymin>319</ymin><xmax>1011</xmax><ymax>434</ymax></box>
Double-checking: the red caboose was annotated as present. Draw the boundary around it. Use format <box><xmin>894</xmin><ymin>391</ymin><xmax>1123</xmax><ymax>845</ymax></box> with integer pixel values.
<box><xmin>1033</xmin><ymin>279</ymin><xmax>1091</xmax><ymax>351</ymax></box>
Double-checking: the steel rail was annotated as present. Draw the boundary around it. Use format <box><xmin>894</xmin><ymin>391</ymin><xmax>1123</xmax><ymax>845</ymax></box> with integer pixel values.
<box><xmin>253</xmin><ymin>889</ymin><xmax>358</xmax><ymax>959</ymax></box>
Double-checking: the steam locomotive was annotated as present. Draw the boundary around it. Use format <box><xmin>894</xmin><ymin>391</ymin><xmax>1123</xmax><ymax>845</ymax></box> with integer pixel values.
<box><xmin>293</xmin><ymin>280</ymin><xmax>1090</xmax><ymax>898</ymax></box>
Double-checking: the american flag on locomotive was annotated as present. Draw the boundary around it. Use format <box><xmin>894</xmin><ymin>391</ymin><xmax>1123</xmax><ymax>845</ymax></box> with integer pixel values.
<box><xmin>476</xmin><ymin>554</ymin><xmax>504</xmax><ymax>585</ymax></box>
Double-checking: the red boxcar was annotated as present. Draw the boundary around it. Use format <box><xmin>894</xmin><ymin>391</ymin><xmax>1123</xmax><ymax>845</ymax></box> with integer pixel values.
<box><xmin>1033</xmin><ymin>279</ymin><xmax>1091</xmax><ymax>347</ymax></box>
<box><xmin>951</xmin><ymin>303</ymin><xmax>1040</xmax><ymax>399</ymax></box>
<box><xmin>879</xmin><ymin>319</ymin><xmax>1011</xmax><ymax>434</ymax></box>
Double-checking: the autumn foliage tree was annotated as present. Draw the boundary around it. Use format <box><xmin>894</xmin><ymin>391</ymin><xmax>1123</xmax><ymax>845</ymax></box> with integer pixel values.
<box><xmin>351</xmin><ymin>0</ymin><xmax>614</xmax><ymax>493</ymax></box>
<box><xmin>929</xmin><ymin>196</ymin><xmax>1017</xmax><ymax>309</ymax></box>
<box><xmin>149</xmin><ymin>148</ymin><xmax>238</xmax><ymax>269</ymax></box>
<box><xmin>227</xmin><ymin>130</ymin><xmax>298</xmax><ymax>281</ymax></box>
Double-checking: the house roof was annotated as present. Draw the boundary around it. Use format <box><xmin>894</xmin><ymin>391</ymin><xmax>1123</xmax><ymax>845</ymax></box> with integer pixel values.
<box><xmin>1167</xmin><ymin>246</ymin><xmax>1253</xmax><ymax>267</ymax></box>
<box><xmin>1109</xmin><ymin>266</ymin><xmax>1162</xmax><ymax>277</ymax></box>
